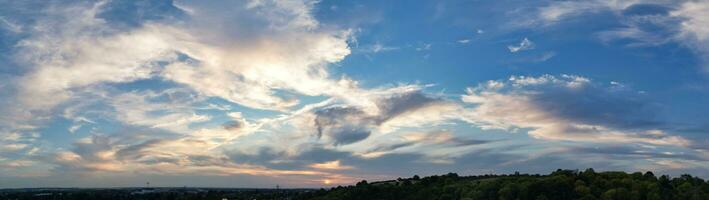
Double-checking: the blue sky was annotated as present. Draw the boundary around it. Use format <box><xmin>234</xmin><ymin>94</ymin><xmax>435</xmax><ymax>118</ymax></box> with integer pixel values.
<box><xmin>1</xmin><ymin>0</ymin><xmax>709</xmax><ymax>188</ymax></box>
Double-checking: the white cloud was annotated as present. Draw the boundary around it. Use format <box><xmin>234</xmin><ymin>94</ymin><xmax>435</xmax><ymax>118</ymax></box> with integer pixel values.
<box><xmin>507</xmin><ymin>37</ymin><xmax>534</xmax><ymax>53</ymax></box>
<box><xmin>537</xmin><ymin>1</ymin><xmax>604</xmax><ymax>24</ymax></box>
<box><xmin>10</xmin><ymin>0</ymin><xmax>354</xmax><ymax>114</ymax></box>
<box><xmin>461</xmin><ymin>74</ymin><xmax>690</xmax><ymax>147</ymax></box>
<box><xmin>673</xmin><ymin>2</ymin><xmax>709</xmax><ymax>42</ymax></box>
<box><xmin>68</xmin><ymin>124</ymin><xmax>82</xmax><ymax>134</ymax></box>
<box><xmin>16</xmin><ymin>24</ymin><xmax>180</xmax><ymax>110</ymax></box>
<box><xmin>0</xmin><ymin>131</ymin><xmax>39</xmax><ymax>157</ymax></box>
<box><xmin>309</xmin><ymin>160</ymin><xmax>354</xmax><ymax>170</ymax></box>
<box><xmin>671</xmin><ymin>1</ymin><xmax>709</xmax><ymax>69</ymax></box>
<box><xmin>359</xmin><ymin>42</ymin><xmax>399</xmax><ymax>53</ymax></box>
<box><xmin>597</xmin><ymin>26</ymin><xmax>671</xmax><ymax>47</ymax></box>
<box><xmin>110</xmin><ymin>89</ymin><xmax>210</xmax><ymax>133</ymax></box>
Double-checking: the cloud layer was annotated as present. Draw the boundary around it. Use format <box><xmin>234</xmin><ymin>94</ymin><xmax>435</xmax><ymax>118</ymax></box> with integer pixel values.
<box><xmin>0</xmin><ymin>0</ymin><xmax>707</xmax><ymax>187</ymax></box>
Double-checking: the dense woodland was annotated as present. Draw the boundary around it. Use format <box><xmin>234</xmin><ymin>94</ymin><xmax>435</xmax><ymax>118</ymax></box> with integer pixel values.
<box><xmin>298</xmin><ymin>169</ymin><xmax>709</xmax><ymax>200</ymax></box>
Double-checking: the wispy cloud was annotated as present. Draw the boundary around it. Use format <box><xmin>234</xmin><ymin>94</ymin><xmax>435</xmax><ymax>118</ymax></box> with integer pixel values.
<box><xmin>533</xmin><ymin>51</ymin><xmax>556</xmax><ymax>62</ymax></box>
<box><xmin>416</xmin><ymin>43</ymin><xmax>432</xmax><ymax>51</ymax></box>
<box><xmin>0</xmin><ymin>17</ymin><xmax>22</xmax><ymax>33</ymax></box>
<box><xmin>524</xmin><ymin>0</ymin><xmax>709</xmax><ymax>69</ymax></box>
<box><xmin>507</xmin><ymin>37</ymin><xmax>534</xmax><ymax>52</ymax></box>
<box><xmin>358</xmin><ymin>42</ymin><xmax>400</xmax><ymax>53</ymax></box>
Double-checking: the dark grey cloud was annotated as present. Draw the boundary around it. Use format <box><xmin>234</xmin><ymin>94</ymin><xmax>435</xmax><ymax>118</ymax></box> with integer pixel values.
<box><xmin>222</xmin><ymin>120</ymin><xmax>244</xmax><ymax>131</ymax></box>
<box><xmin>622</xmin><ymin>4</ymin><xmax>672</xmax><ymax>16</ymax></box>
<box><xmin>366</xmin><ymin>141</ymin><xmax>417</xmax><ymax>153</ymax></box>
<box><xmin>114</xmin><ymin>138</ymin><xmax>166</xmax><ymax>161</ymax></box>
<box><xmin>227</xmin><ymin>146</ymin><xmax>374</xmax><ymax>171</ymax></box>
<box><xmin>187</xmin><ymin>155</ymin><xmax>229</xmax><ymax>166</ymax></box>
<box><xmin>569</xmin><ymin>145</ymin><xmax>708</xmax><ymax>162</ymax></box>
<box><xmin>312</xmin><ymin>91</ymin><xmax>445</xmax><ymax>145</ymax></box>
<box><xmin>329</xmin><ymin>127</ymin><xmax>371</xmax><ymax>146</ymax></box>
<box><xmin>527</xmin><ymin>82</ymin><xmax>664</xmax><ymax>131</ymax></box>
<box><xmin>313</xmin><ymin>107</ymin><xmax>371</xmax><ymax>145</ymax></box>
<box><xmin>449</xmin><ymin>137</ymin><xmax>492</xmax><ymax>147</ymax></box>
<box><xmin>228</xmin><ymin>147</ymin><xmax>285</xmax><ymax>167</ymax></box>
<box><xmin>373</xmin><ymin>92</ymin><xmax>439</xmax><ymax>124</ymax></box>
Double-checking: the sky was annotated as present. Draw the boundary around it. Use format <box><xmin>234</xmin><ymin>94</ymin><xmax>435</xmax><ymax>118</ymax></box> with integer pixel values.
<box><xmin>1</xmin><ymin>0</ymin><xmax>709</xmax><ymax>188</ymax></box>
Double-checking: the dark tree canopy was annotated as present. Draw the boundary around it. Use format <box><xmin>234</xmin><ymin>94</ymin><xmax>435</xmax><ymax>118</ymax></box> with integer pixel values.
<box><xmin>298</xmin><ymin>169</ymin><xmax>709</xmax><ymax>200</ymax></box>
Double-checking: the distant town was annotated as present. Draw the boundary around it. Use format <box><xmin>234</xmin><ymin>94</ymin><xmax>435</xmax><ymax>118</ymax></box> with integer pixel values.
<box><xmin>0</xmin><ymin>187</ymin><xmax>316</xmax><ymax>200</ymax></box>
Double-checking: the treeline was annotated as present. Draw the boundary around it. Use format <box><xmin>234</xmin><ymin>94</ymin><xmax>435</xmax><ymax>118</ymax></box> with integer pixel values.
<box><xmin>297</xmin><ymin>169</ymin><xmax>709</xmax><ymax>200</ymax></box>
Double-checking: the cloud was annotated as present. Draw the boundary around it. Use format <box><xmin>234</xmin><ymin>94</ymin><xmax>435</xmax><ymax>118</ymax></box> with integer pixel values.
<box><xmin>532</xmin><ymin>51</ymin><xmax>556</xmax><ymax>62</ymax></box>
<box><xmin>522</xmin><ymin>0</ymin><xmax>655</xmax><ymax>27</ymax></box>
<box><xmin>507</xmin><ymin>37</ymin><xmax>534</xmax><ymax>52</ymax></box>
<box><xmin>2</xmin><ymin>0</ymin><xmax>707</xmax><ymax>185</ymax></box>
<box><xmin>416</xmin><ymin>43</ymin><xmax>432</xmax><ymax>51</ymax></box>
<box><xmin>672</xmin><ymin>2</ymin><xmax>709</xmax><ymax>42</ymax></box>
<box><xmin>0</xmin><ymin>17</ymin><xmax>22</xmax><ymax>33</ymax></box>
<box><xmin>0</xmin><ymin>0</ymin><xmax>367</xmax><ymax>177</ymax></box>
<box><xmin>461</xmin><ymin>74</ymin><xmax>689</xmax><ymax>146</ymax></box>
<box><xmin>0</xmin><ymin>131</ymin><xmax>39</xmax><ymax>157</ymax></box>
<box><xmin>359</xmin><ymin>130</ymin><xmax>492</xmax><ymax>159</ymax></box>
<box><xmin>568</xmin><ymin>145</ymin><xmax>708</xmax><ymax>162</ymax></box>
<box><xmin>524</xmin><ymin>1</ymin><xmax>709</xmax><ymax>69</ymax></box>
<box><xmin>309</xmin><ymin>160</ymin><xmax>354</xmax><ymax>170</ymax></box>
<box><xmin>671</xmin><ymin>1</ymin><xmax>709</xmax><ymax>70</ymax></box>
<box><xmin>536</xmin><ymin>1</ymin><xmax>610</xmax><ymax>24</ymax></box>
<box><xmin>358</xmin><ymin>42</ymin><xmax>399</xmax><ymax>53</ymax></box>
<box><xmin>16</xmin><ymin>20</ymin><xmax>180</xmax><ymax>111</ymax></box>
<box><xmin>48</xmin><ymin>126</ymin><xmax>330</xmax><ymax>179</ymax></box>
<box><xmin>309</xmin><ymin>90</ymin><xmax>454</xmax><ymax>146</ymax></box>
<box><xmin>402</xmin><ymin>131</ymin><xmax>490</xmax><ymax>147</ymax></box>
<box><xmin>7</xmin><ymin>0</ymin><xmax>354</xmax><ymax>115</ymax></box>
<box><xmin>0</xmin><ymin>0</ymin><xmax>370</xmax><ymax>179</ymax></box>
<box><xmin>110</xmin><ymin>88</ymin><xmax>210</xmax><ymax>133</ymax></box>
<box><xmin>313</xmin><ymin>107</ymin><xmax>372</xmax><ymax>145</ymax></box>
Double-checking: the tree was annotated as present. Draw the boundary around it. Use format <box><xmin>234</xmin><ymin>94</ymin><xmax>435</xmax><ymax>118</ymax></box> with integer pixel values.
<box><xmin>535</xmin><ymin>194</ymin><xmax>549</xmax><ymax>200</ymax></box>
<box><xmin>601</xmin><ymin>188</ymin><xmax>630</xmax><ymax>200</ymax></box>
<box><xmin>303</xmin><ymin>169</ymin><xmax>709</xmax><ymax>200</ymax></box>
